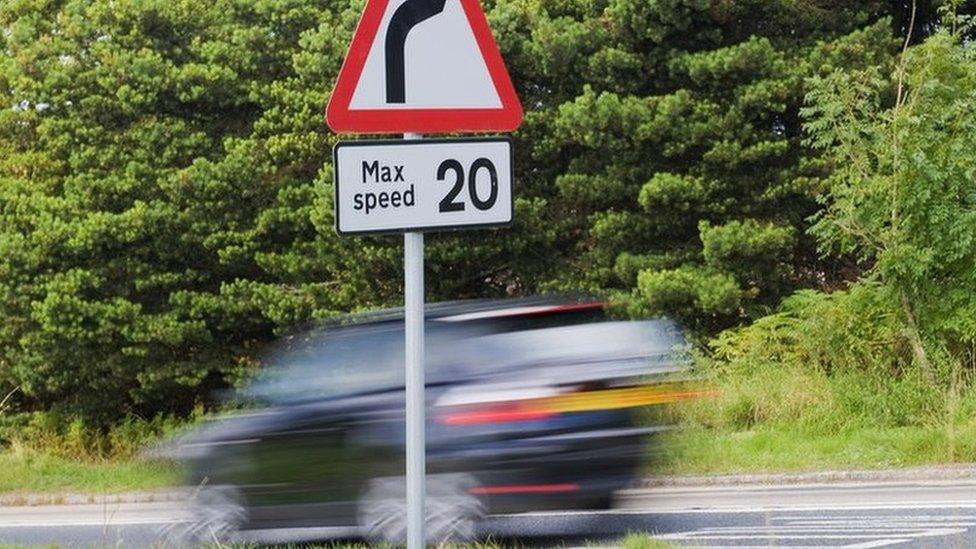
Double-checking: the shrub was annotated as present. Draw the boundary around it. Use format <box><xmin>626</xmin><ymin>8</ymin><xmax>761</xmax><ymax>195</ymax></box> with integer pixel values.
<box><xmin>679</xmin><ymin>28</ymin><xmax>976</xmax><ymax>439</ymax></box>
<box><xmin>0</xmin><ymin>410</ymin><xmax>196</xmax><ymax>460</ymax></box>
<box><xmin>680</xmin><ymin>285</ymin><xmax>976</xmax><ymax>435</ymax></box>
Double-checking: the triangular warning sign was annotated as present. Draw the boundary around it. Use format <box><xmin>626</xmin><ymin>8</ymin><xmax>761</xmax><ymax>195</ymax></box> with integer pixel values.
<box><xmin>326</xmin><ymin>0</ymin><xmax>523</xmax><ymax>134</ymax></box>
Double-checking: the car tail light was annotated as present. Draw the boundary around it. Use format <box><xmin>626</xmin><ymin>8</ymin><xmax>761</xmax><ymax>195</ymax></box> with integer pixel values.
<box><xmin>532</xmin><ymin>383</ymin><xmax>714</xmax><ymax>413</ymax></box>
<box><xmin>469</xmin><ymin>483</ymin><xmax>580</xmax><ymax>495</ymax></box>
<box><xmin>437</xmin><ymin>383</ymin><xmax>712</xmax><ymax>426</ymax></box>
<box><xmin>440</xmin><ymin>401</ymin><xmax>558</xmax><ymax>426</ymax></box>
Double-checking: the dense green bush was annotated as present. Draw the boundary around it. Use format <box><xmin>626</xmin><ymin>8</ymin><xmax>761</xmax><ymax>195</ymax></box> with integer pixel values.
<box><xmin>0</xmin><ymin>0</ymin><xmax>942</xmax><ymax>425</ymax></box>
<box><xmin>531</xmin><ymin>4</ymin><xmax>899</xmax><ymax>333</ymax></box>
<box><xmin>683</xmin><ymin>26</ymin><xmax>976</xmax><ymax>439</ymax></box>
<box><xmin>683</xmin><ymin>286</ymin><xmax>970</xmax><ymax>431</ymax></box>
<box><xmin>0</xmin><ymin>0</ymin><xmax>558</xmax><ymax>423</ymax></box>
<box><xmin>0</xmin><ymin>409</ymin><xmax>194</xmax><ymax>459</ymax></box>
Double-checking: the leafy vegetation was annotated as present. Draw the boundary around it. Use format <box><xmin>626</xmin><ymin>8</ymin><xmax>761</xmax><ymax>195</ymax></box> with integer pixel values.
<box><xmin>0</xmin><ymin>450</ymin><xmax>179</xmax><ymax>494</ymax></box>
<box><xmin>656</xmin><ymin>424</ymin><xmax>976</xmax><ymax>475</ymax></box>
<box><xmin>618</xmin><ymin>534</ymin><xmax>679</xmax><ymax>549</ymax></box>
<box><xmin>0</xmin><ymin>0</ymin><xmax>975</xmax><ymax>485</ymax></box>
<box><xmin>0</xmin><ymin>410</ymin><xmax>185</xmax><ymax>494</ymax></box>
<box><xmin>0</xmin><ymin>0</ymin><xmax>920</xmax><ymax>425</ymax></box>
<box><xmin>1</xmin><ymin>410</ymin><xmax>194</xmax><ymax>459</ymax></box>
<box><xmin>669</xmin><ymin>15</ymin><xmax>976</xmax><ymax>473</ymax></box>
<box><xmin>517</xmin><ymin>1</ymin><xmax>897</xmax><ymax>334</ymax></box>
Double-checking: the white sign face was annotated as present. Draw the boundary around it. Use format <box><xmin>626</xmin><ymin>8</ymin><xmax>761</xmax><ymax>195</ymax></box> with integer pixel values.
<box><xmin>349</xmin><ymin>0</ymin><xmax>501</xmax><ymax>110</ymax></box>
<box><xmin>326</xmin><ymin>0</ymin><xmax>523</xmax><ymax>133</ymax></box>
<box><xmin>333</xmin><ymin>138</ymin><xmax>513</xmax><ymax>235</ymax></box>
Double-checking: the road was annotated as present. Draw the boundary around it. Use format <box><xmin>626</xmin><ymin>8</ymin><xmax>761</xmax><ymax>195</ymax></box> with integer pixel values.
<box><xmin>2</xmin><ymin>480</ymin><xmax>976</xmax><ymax>547</ymax></box>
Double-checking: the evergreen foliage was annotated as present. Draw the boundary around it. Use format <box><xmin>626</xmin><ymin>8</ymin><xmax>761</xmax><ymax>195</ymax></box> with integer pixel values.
<box><xmin>0</xmin><ymin>0</ymin><xmax>955</xmax><ymax>423</ymax></box>
<box><xmin>684</xmin><ymin>18</ymin><xmax>976</xmax><ymax>450</ymax></box>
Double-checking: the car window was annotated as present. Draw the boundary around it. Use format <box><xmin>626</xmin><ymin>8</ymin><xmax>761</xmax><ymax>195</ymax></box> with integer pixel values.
<box><xmin>246</xmin><ymin>323</ymin><xmax>481</xmax><ymax>404</ymax></box>
<box><xmin>463</xmin><ymin>320</ymin><xmax>687</xmax><ymax>375</ymax></box>
<box><xmin>485</xmin><ymin>307</ymin><xmax>607</xmax><ymax>332</ymax></box>
<box><xmin>433</xmin><ymin>304</ymin><xmax>607</xmax><ymax>333</ymax></box>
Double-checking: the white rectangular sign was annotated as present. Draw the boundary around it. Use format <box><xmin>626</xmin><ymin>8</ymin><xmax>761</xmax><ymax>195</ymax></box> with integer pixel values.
<box><xmin>333</xmin><ymin>138</ymin><xmax>513</xmax><ymax>235</ymax></box>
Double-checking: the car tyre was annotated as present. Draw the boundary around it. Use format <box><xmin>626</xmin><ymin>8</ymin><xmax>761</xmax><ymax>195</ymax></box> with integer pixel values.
<box><xmin>358</xmin><ymin>473</ymin><xmax>484</xmax><ymax>545</ymax></box>
<box><xmin>157</xmin><ymin>484</ymin><xmax>246</xmax><ymax>547</ymax></box>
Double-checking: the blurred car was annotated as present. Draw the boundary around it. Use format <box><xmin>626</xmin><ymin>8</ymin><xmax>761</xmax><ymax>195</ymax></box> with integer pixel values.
<box><xmin>166</xmin><ymin>297</ymin><xmax>691</xmax><ymax>544</ymax></box>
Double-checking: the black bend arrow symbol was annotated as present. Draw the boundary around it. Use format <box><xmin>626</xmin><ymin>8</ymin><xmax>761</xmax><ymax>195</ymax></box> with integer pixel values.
<box><xmin>385</xmin><ymin>0</ymin><xmax>448</xmax><ymax>104</ymax></box>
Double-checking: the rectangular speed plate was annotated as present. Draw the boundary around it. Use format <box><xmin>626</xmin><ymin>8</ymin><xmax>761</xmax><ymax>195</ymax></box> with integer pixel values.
<box><xmin>333</xmin><ymin>137</ymin><xmax>513</xmax><ymax>235</ymax></box>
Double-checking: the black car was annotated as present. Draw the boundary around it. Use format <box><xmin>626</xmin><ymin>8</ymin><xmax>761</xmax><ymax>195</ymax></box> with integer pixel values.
<box><xmin>165</xmin><ymin>297</ymin><xmax>689</xmax><ymax>544</ymax></box>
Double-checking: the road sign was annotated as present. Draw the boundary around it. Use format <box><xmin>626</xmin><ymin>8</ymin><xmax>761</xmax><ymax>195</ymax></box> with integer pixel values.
<box><xmin>326</xmin><ymin>3</ymin><xmax>522</xmax><ymax>546</ymax></box>
<box><xmin>333</xmin><ymin>138</ymin><xmax>513</xmax><ymax>234</ymax></box>
<box><xmin>326</xmin><ymin>0</ymin><xmax>523</xmax><ymax>134</ymax></box>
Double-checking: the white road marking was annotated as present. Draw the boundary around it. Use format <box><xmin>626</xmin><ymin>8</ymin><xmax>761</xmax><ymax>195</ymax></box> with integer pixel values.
<box><xmin>661</xmin><ymin>532</ymin><xmax>963</xmax><ymax>539</ymax></box>
<box><xmin>700</xmin><ymin>544</ymin><xmax>910</xmax><ymax>549</ymax></box>
<box><xmin>845</xmin><ymin>541</ymin><xmax>913</xmax><ymax>548</ymax></box>
<box><xmin>238</xmin><ymin>526</ymin><xmax>361</xmax><ymax>543</ymax></box>
<box><xmin>774</xmin><ymin>514</ymin><xmax>976</xmax><ymax>520</ymax></box>
<box><xmin>658</xmin><ymin>512</ymin><xmax>973</xmax><ymax>548</ymax></box>
<box><xmin>0</xmin><ymin>518</ymin><xmax>187</xmax><ymax>527</ymax></box>
<box><xmin>777</xmin><ymin>520</ymin><xmax>976</xmax><ymax>524</ymax></box>
<box><xmin>688</xmin><ymin>527</ymin><xmax>964</xmax><ymax>534</ymax></box>
<box><xmin>780</xmin><ymin>517</ymin><xmax>976</xmax><ymax>521</ymax></box>
<box><xmin>665</xmin><ymin>546</ymin><xmax>911</xmax><ymax>549</ymax></box>
<box><xmin>498</xmin><ymin>501</ymin><xmax>976</xmax><ymax>517</ymax></box>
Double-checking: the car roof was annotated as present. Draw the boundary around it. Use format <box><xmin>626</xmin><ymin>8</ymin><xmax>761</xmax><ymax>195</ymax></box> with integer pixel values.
<box><xmin>320</xmin><ymin>295</ymin><xmax>605</xmax><ymax>327</ymax></box>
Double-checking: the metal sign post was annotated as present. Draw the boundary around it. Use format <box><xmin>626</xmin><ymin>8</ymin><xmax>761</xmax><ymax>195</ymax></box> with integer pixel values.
<box><xmin>325</xmin><ymin>1</ymin><xmax>523</xmax><ymax>546</ymax></box>
<box><xmin>330</xmin><ymin>132</ymin><xmax>513</xmax><ymax>546</ymax></box>
<box><xmin>403</xmin><ymin>132</ymin><xmax>426</xmax><ymax>548</ymax></box>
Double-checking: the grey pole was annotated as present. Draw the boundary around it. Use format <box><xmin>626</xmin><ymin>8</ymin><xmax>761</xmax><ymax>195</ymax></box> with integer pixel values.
<box><xmin>403</xmin><ymin>132</ymin><xmax>425</xmax><ymax>549</ymax></box>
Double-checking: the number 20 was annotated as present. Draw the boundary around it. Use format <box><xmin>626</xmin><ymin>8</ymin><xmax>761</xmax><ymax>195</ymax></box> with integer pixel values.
<box><xmin>438</xmin><ymin>158</ymin><xmax>498</xmax><ymax>213</ymax></box>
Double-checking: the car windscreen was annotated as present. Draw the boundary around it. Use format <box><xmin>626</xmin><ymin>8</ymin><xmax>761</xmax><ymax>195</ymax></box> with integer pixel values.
<box><xmin>245</xmin><ymin>323</ymin><xmax>479</xmax><ymax>405</ymax></box>
<box><xmin>462</xmin><ymin>320</ymin><xmax>688</xmax><ymax>378</ymax></box>
<box><xmin>432</xmin><ymin>302</ymin><xmax>608</xmax><ymax>333</ymax></box>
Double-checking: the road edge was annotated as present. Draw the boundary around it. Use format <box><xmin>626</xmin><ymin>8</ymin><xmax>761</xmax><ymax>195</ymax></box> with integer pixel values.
<box><xmin>5</xmin><ymin>464</ymin><xmax>976</xmax><ymax>507</ymax></box>
<box><xmin>639</xmin><ymin>463</ymin><xmax>976</xmax><ymax>487</ymax></box>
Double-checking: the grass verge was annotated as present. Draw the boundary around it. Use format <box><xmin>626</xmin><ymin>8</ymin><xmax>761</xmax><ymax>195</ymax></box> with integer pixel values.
<box><xmin>647</xmin><ymin>286</ymin><xmax>976</xmax><ymax>476</ymax></box>
<box><xmin>651</xmin><ymin>423</ymin><xmax>976</xmax><ymax>476</ymax></box>
<box><xmin>8</xmin><ymin>422</ymin><xmax>976</xmax><ymax>494</ymax></box>
<box><xmin>0</xmin><ymin>448</ymin><xmax>181</xmax><ymax>495</ymax></box>
<box><xmin>618</xmin><ymin>533</ymin><xmax>680</xmax><ymax>548</ymax></box>
<box><xmin>7</xmin><ymin>420</ymin><xmax>976</xmax><ymax>494</ymax></box>
<box><xmin>0</xmin><ymin>410</ymin><xmax>192</xmax><ymax>494</ymax></box>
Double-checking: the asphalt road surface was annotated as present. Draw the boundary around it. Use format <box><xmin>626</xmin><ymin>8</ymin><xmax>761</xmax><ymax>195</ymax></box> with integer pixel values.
<box><xmin>2</xmin><ymin>480</ymin><xmax>976</xmax><ymax>548</ymax></box>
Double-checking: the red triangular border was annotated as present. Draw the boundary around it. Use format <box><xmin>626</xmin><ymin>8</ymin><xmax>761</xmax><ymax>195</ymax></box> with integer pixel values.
<box><xmin>326</xmin><ymin>0</ymin><xmax>524</xmax><ymax>134</ymax></box>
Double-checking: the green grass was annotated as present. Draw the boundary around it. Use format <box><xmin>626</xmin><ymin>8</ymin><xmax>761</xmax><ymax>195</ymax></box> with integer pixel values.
<box><xmin>618</xmin><ymin>533</ymin><xmax>680</xmax><ymax>548</ymax></box>
<box><xmin>7</xmin><ymin>424</ymin><xmax>976</xmax><ymax>495</ymax></box>
<box><xmin>0</xmin><ymin>449</ymin><xmax>181</xmax><ymax>494</ymax></box>
<box><xmin>6</xmin><ymin>423</ymin><xmax>976</xmax><ymax>495</ymax></box>
<box><xmin>652</xmin><ymin>423</ymin><xmax>976</xmax><ymax>475</ymax></box>
<box><xmin>645</xmin><ymin>284</ymin><xmax>976</xmax><ymax>476</ymax></box>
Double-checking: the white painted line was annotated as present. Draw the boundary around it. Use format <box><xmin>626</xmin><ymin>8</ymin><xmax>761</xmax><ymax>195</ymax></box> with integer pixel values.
<box><xmin>780</xmin><ymin>520</ymin><xmax>976</xmax><ymax>528</ymax></box>
<box><xmin>660</xmin><ymin>532</ymin><xmax>963</xmax><ymax>540</ymax></box>
<box><xmin>497</xmin><ymin>501</ymin><xmax>976</xmax><ymax>517</ymax></box>
<box><xmin>693</xmin><ymin>545</ymin><xmax>913</xmax><ymax>549</ymax></box>
<box><xmin>0</xmin><ymin>518</ymin><xmax>186</xmax><ymax>527</ymax></box>
<box><xmin>238</xmin><ymin>525</ymin><xmax>361</xmax><ymax>543</ymax></box>
<box><xmin>626</xmin><ymin>480</ymin><xmax>976</xmax><ymax>493</ymax></box>
<box><xmin>774</xmin><ymin>514</ymin><xmax>976</xmax><ymax>520</ymax></box>
<box><xmin>686</xmin><ymin>546</ymin><xmax>910</xmax><ymax>549</ymax></box>
<box><xmin>845</xmin><ymin>540</ymin><xmax>913</xmax><ymax>548</ymax></box>
<box><xmin>691</xmin><ymin>527</ymin><xmax>958</xmax><ymax>533</ymax></box>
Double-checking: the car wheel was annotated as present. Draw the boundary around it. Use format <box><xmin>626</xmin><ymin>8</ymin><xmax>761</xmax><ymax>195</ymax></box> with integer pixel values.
<box><xmin>358</xmin><ymin>473</ymin><xmax>484</xmax><ymax>545</ymax></box>
<box><xmin>157</xmin><ymin>484</ymin><xmax>246</xmax><ymax>547</ymax></box>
